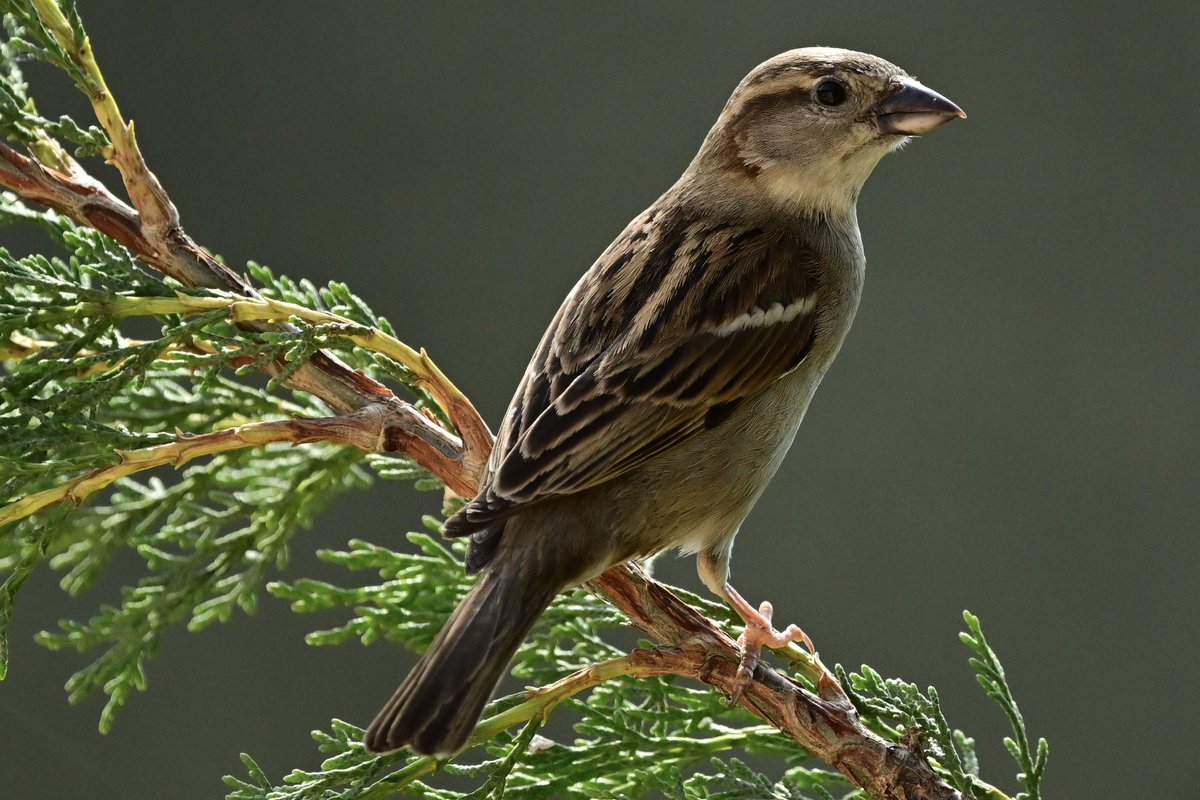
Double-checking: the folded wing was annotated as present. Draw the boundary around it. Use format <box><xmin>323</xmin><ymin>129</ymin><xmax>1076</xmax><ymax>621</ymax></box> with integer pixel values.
<box><xmin>446</xmin><ymin>203</ymin><xmax>823</xmax><ymax>536</ymax></box>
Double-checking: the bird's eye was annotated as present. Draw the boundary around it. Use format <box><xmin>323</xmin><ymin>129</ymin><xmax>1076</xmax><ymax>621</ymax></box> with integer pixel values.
<box><xmin>814</xmin><ymin>79</ymin><xmax>848</xmax><ymax>107</ymax></box>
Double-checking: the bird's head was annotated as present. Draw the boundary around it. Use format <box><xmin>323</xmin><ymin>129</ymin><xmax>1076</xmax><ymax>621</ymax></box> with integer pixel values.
<box><xmin>692</xmin><ymin>47</ymin><xmax>965</xmax><ymax>220</ymax></box>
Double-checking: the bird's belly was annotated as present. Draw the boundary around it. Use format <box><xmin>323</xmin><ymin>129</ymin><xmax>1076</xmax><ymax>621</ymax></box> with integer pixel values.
<box><xmin>611</xmin><ymin>361</ymin><xmax>828</xmax><ymax>558</ymax></box>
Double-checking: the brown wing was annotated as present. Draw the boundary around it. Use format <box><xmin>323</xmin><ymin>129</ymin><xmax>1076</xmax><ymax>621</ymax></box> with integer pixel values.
<box><xmin>446</xmin><ymin>201</ymin><xmax>822</xmax><ymax>536</ymax></box>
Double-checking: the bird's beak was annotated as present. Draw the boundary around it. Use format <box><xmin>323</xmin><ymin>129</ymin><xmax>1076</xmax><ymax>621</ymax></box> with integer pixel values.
<box><xmin>876</xmin><ymin>77</ymin><xmax>966</xmax><ymax>135</ymax></box>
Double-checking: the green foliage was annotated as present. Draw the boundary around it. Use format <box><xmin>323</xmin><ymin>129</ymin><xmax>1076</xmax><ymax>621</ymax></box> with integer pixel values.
<box><xmin>31</xmin><ymin>442</ymin><xmax>371</xmax><ymax>731</ymax></box>
<box><xmin>0</xmin><ymin>3</ymin><xmax>1046</xmax><ymax>799</ymax></box>
<box><xmin>656</xmin><ymin>757</ymin><xmax>860</xmax><ymax>800</ymax></box>
<box><xmin>0</xmin><ymin>0</ymin><xmax>90</xmax><ymax>101</ymax></box>
<box><xmin>0</xmin><ymin>1</ymin><xmax>107</xmax><ymax>160</ymax></box>
<box><xmin>0</xmin><ymin>196</ymin><xmax>431</xmax><ymax>717</ymax></box>
<box><xmin>837</xmin><ymin>612</ymin><xmax>1049</xmax><ymax>800</ymax></box>
<box><xmin>837</xmin><ymin>661</ymin><xmax>981</xmax><ymax>798</ymax></box>
<box><xmin>960</xmin><ymin>613</ymin><xmax>1048</xmax><ymax>800</ymax></box>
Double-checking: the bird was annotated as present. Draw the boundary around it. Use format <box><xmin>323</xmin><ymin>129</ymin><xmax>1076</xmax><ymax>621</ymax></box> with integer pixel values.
<box><xmin>364</xmin><ymin>47</ymin><xmax>964</xmax><ymax>757</ymax></box>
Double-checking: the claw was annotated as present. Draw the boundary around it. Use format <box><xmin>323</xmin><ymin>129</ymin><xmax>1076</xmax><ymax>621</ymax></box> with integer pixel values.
<box><xmin>726</xmin><ymin>595</ymin><xmax>813</xmax><ymax>704</ymax></box>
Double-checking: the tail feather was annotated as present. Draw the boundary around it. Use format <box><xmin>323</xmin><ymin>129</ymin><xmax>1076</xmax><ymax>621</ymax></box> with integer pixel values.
<box><xmin>444</xmin><ymin>504</ymin><xmax>506</xmax><ymax>575</ymax></box>
<box><xmin>363</xmin><ymin>562</ymin><xmax>559</xmax><ymax>757</ymax></box>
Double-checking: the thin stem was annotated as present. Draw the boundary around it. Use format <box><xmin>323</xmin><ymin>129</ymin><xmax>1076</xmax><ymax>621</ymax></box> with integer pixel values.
<box><xmin>0</xmin><ymin>411</ymin><xmax>391</xmax><ymax>527</ymax></box>
<box><xmin>31</xmin><ymin>0</ymin><xmax>178</xmax><ymax>234</ymax></box>
<box><xmin>41</xmin><ymin>292</ymin><xmax>485</xmax><ymax>435</ymax></box>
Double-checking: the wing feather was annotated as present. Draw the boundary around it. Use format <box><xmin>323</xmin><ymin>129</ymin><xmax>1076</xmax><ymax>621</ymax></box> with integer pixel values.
<box><xmin>446</xmin><ymin>201</ymin><xmax>823</xmax><ymax>535</ymax></box>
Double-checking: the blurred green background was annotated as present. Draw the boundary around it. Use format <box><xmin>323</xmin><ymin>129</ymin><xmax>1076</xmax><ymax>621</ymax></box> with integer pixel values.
<box><xmin>2</xmin><ymin>2</ymin><xmax>1196</xmax><ymax>798</ymax></box>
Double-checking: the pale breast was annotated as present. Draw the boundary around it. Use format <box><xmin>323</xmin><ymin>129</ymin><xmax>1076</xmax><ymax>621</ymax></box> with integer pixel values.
<box><xmin>608</xmin><ymin>230</ymin><xmax>866</xmax><ymax>558</ymax></box>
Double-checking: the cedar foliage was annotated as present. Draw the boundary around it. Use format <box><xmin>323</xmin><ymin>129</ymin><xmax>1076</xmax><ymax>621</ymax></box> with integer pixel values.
<box><xmin>0</xmin><ymin>3</ymin><xmax>1046</xmax><ymax>798</ymax></box>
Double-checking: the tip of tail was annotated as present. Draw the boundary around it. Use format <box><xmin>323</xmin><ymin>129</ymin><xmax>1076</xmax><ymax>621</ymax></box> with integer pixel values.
<box><xmin>361</xmin><ymin>565</ymin><xmax>537</xmax><ymax>760</ymax></box>
<box><xmin>362</xmin><ymin>716</ymin><xmax>459</xmax><ymax>758</ymax></box>
<box><xmin>362</xmin><ymin>661</ymin><xmax>482</xmax><ymax>757</ymax></box>
<box><xmin>362</xmin><ymin>534</ymin><xmax>563</xmax><ymax>761</ymax></box>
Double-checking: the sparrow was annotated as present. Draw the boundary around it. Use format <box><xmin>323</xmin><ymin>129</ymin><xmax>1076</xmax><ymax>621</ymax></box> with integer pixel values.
<box><xmin>365</xmin><ymin>47</ymin><xmax>964</xmax><ymax>757</ymax></box>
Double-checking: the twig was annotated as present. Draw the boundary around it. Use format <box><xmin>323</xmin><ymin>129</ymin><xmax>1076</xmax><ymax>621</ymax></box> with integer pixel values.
<box><xmin>0</xmin><ymin>406</ymin><xmax>405</xmax><ymax>526</ymax></box>
<box><xmin>0</xmin><ymin>398</ymin><xmax>475</xmax><ymax>528</ymax></box>
<box><xmin>30</xmin><ymin>0</ymin><xmax>178</xmax><ymax>239</ymax></box>
<box><xmin>28</xmin><ymin>292</ymin><xmax>487</xmax><ymax>447</ymax></box>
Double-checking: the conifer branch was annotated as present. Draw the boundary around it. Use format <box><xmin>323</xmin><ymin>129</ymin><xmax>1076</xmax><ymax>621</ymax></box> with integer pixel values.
<box><xmin>0</xmin><ymin>407</ymin><xmax>397</xmax><ymax>527</ymax></box>
<box><xmin>1</xmin><ymin>0</ymin><xmax>492</xmax><ymax>478</ymax></box>
<box><xmin>593</xmin><ymin>565</ymin><xmax>965</xmax><ymax>799</ymax></box>
<box><xmin>0</xmin><ymin>127</ymin><xmax>484</xmax><ymax>496</ymax></box>
<box><xmin>0</xmin><ymin>4</ymin><xmax>1045</xmax><ymax>798</ymax></box>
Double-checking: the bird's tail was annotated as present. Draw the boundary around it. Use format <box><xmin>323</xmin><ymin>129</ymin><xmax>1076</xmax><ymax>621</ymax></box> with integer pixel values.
<box><xmin>363</xmin><ymin>557</ymin><xmax>561</xmax><ymax>757</ymax></box>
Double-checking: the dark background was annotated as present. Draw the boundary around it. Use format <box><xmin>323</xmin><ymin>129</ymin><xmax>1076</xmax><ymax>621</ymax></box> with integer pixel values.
<box><xmin>3</xmin><ymin>2</ymin><xmax>1197</xmax><ymax>798</ymax></box>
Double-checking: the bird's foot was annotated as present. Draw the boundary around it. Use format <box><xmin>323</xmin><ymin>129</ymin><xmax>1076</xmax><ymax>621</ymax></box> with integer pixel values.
<box><xmin>730</xmin><ymin>600</ymin><xmax>813</xmax><ymax>704</ymax></box>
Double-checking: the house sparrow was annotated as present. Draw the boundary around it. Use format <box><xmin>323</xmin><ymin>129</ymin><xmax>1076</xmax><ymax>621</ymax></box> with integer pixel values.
<box><xmin>365</xmin><ymin>47</ymin><xmax>964</xmax><ymax>757</ymax></box>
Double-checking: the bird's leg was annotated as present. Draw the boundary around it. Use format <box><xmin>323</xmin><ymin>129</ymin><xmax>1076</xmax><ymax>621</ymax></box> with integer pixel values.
<box><xmin>698</xmin><ymin>550</ymin><xmax>814</xmax><ymax>703</ymax></box>
<box><xmin>721</xmin><ymin>582</ymin><xmax>814</xmax><ymax>701</ymax></box>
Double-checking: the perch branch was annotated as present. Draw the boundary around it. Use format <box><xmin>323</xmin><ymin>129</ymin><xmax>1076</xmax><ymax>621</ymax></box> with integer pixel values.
<box><xmin>593</xmin><ymin>565</ymin><xmax>963</xmax><ymax>799</ymax></box>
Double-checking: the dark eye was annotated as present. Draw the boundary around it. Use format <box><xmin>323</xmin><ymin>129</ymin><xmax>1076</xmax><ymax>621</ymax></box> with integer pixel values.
<box><xmin>814</xmin><ymin>78</ymin><xmax>848</xmax><ymax>107</ymax></box>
